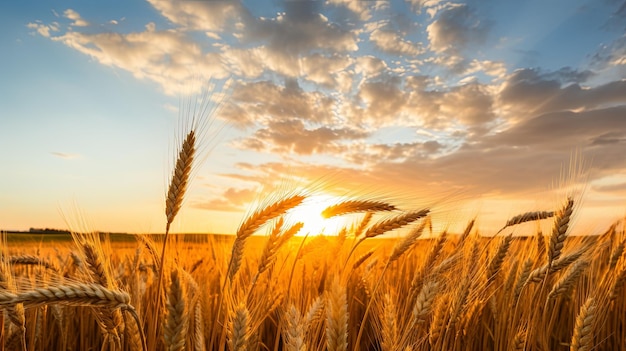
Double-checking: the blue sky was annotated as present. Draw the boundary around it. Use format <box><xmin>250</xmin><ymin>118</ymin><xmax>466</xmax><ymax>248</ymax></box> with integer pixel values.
<box><xmin>1</xmin><ymin>0</ymin><xmax>626</xmax><ymax>235</ymax></box>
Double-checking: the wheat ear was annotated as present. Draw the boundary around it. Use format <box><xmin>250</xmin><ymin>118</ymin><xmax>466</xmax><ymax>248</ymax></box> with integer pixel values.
<box><xmin>380</xmin><ymin>293</ymin><xmax>398</xmax><ymax>351</ymax></box>
<box><xmin>8</xmin><ymin>255</ymin><xmax>58</xmax><ymax>272</ymax></box>
<box><xmin>326</xmin><ymin>278</ymin><xmax>348</xmax><ymax>351</ymax></box>
<box><xmin>548</xmin><ymin>197</ymin><xmax>574</xmax><ymax>265</ymax></box>
<box><xmin>321</xmin><ymin>200</ymin><xmax>396</xmax><ymax>218</ymax></box>
<box><xmin>363</xmin><ymin>209</ymin><xmax>429</xmax><ymax>240</ymax></box>
<box><xmin>228</xmin><ymin>195</ymin><xmax>305</xmax><ymax>280</ymax></box>
<box><xmin>165</xmin><ymin>130</ymin><xmax>195</xmax><ymax>234</ymax></box>
<box><xmin>498</xmin><ymin>211</ymin><xmax>554</xmax><ymax>233</ymax></box>
<box><xmin>411</xmin><ymin>279</ymin><xmax>439</xmax><ymax>326</ymax></box>
<box><xmin>389</xmin><ymin>219</ymin><xmax>428</xmax><ymax>263</ymax></box>
<box><xmin>228</xmin><ymin>303</ymin><xmax>249</xmax><ymax>351</ymax></box>
<box><xmin>164</xmin><ymin>268</ymin><xmax>188</xmax><ymax>351</ymax></box>
<box><xmin>548</xmin><ymin>260</ymin><xmax>588</xmax><ymax>300</ymax></box>
<box><xmin>0</xmin><ymin>283</ymin><xmax>130</xmax><ymax>308</ymax></box>
<box><xmin>283</xmin><ymin>304</ymin><xmax>306</xmax><ymax>351</ymax></box>
<box><xmin>570</xmin><ymin>297</ymin><xmax>597</xmax><ymax>351</ymax></box>
<box><xmin>486</xmin><ymin>234</ymin><xmax>513</xmax><ymax>284</ymax></box>
<box><xmin>304</xmin><ymin>296</ymin><xmax>325</xmax><ymax>329</ymax></box>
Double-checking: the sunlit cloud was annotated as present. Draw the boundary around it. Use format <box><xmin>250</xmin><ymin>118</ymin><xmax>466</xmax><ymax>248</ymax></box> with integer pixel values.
<box><xmin>63</xmin><ymin>9</ymin><xmax>89</xmax><ymax>27</ymax></box>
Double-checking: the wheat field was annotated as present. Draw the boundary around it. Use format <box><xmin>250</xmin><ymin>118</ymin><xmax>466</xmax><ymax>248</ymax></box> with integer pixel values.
<box><xmin>2</xmin><ymin>125</ymin><xmax>625</xmax><ymax>351</ymax></box>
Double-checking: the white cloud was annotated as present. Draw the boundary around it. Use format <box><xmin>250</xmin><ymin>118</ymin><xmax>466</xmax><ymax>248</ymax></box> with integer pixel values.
<box><xmin>64</xmin><ymin>9</ymin><xmax>89</xmax><ymax>27</ymax></box>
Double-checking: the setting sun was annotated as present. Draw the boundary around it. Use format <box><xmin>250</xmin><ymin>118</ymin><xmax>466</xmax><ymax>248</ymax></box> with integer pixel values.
<box><xmin>284</xmin><ymin>195</ymin><xmax>349</xmax><ymax>236</ymax></box>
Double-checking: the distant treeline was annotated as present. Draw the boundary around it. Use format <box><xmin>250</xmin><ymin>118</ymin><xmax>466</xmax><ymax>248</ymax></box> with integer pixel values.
<box><xmin>28</xmin><ymin>228</ymin><xmax>71</xmax><ymax>234</ymax></box>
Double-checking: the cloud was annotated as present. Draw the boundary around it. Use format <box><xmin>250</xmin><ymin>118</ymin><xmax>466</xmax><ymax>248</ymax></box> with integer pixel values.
<box><xmin>327</xmin><ymin>0</ymin><xmax>380</xmax><ymax>21</ymax></box>
<box><xmin>51</xmin><ymin>25</ymin><xmax>227</xmax><ymax>94</ymax></box>
<box><xmin>51</xmin><ymin>152</ymin><xmax>81</xmax><ymax>160</ymax></box>
<box><xmin>192</xmin><ymin>187</ymin><xmax>257</xmax><ymax>212</ymax></box>
<box><xmin>591</xmin><ymin>34</ymin><xmax>626</xmax><ymax>68</ymax></box>
<box><xmin>146</xmin><ymin>0</ymin><xmax>245</xmax><ymax>33</ymax></box>
<box><xmin>499</xmin><ymin>68</ymin><xmax>626</xmax><ymax>118</ymax></box>
<box><xmin>370</xmin><ymin>28</ymin><xmax>424</xmax><ymax>56</ymax></box>
<box><xmin>593</xmin><ymin>181</ymin><xmax>626</xmax><ymax>193</ymax></box>
<box><xmin>218</xmin><ymin>80</ymin><xmax>336</xmax><ymax>128</ymax></box>
<box><xmin>426</xmin><ymin>3</ymin><xmax>491</xmax><ymax>54</ymax></box>
<box><xmin>238</xmin><ymin>118</ymin><xmax>368</xmax><ymax>155</ymax></box>
<box><xmin>64</xmin><ymin>9</ymin><xmax>89</xmax><ymax>27</ymax></box>
<box><xmin>27</xmin><ymin>21</ymin><xmax>59</xmax><ymax>37</ymax></box>
<box><xmin>241</xmin><ymin>14</ymin><xmax>358</xmax><ymax>58</ymax></box>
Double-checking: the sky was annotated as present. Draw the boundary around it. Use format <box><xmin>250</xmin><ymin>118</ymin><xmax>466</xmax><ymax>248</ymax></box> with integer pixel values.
<box><xmin>1</xmin><ymin>0</ymin><xmax>626</xmax><ymax>236</ymax></box>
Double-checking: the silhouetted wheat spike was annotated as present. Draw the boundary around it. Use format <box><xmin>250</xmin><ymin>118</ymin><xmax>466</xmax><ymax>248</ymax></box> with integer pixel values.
<box><xmin>321</xmin><ymin>200</ymin><xmax>396</xmax><ymax>219</ymax></box>
<box><xmin>497</xmin><ymin>211</ymin><xmax>555</xmax><ymax>233</ymax></box>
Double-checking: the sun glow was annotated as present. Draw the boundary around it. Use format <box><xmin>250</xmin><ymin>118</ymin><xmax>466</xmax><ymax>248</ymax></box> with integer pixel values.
<box><xmin>285</xmin><ymin>195</ymin><xmax>348</xmax><ymax>236</ymax></box>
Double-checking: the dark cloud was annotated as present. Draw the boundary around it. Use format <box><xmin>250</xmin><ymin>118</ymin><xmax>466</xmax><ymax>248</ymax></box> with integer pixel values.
<box><xmin>489</xmin><ymin>107</ymin><xmax>626</xmax><ymax>149</ymax></box>
<box><xmin>426</xmin><ymin>4</ymin><xmax>492</xmax><ymax>54</ymax></box>
<box><xmin>499</xmin><ymin>68</ymin><xmax>625</xmax><ymax>118</ymax></box>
